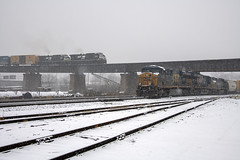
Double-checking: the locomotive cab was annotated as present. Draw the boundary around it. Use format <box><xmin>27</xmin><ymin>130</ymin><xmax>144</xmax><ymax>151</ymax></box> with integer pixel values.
<box><xmin>136</xmin><ymin>65</ymin><xmax>165</xmax><ymax>97</ymax></box>
<box><xmin>138</xmin><ymin>72</ymin><xmax>158</xmax><ymax>87</ymax></box>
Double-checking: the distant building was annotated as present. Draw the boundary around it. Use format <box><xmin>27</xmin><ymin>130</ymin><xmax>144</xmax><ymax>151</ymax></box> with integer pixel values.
<box><xmin>0</xmin><ymin>73</ymin><xmax>23</xmax><ymax>90</ymax></box>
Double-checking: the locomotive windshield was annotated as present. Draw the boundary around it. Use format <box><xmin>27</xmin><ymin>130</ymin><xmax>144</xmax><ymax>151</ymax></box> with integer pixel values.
<box><xmin>142</xmin><ymin>65</ymin><xmax>165</xmax><ymax>73</ymax></box>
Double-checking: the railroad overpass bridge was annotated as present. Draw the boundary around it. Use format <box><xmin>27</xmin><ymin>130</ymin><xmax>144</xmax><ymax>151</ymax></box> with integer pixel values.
<box><xmin>0</xmin><ymin>58</ymin><xmax>239</xmax><ymax>93</ymax></box>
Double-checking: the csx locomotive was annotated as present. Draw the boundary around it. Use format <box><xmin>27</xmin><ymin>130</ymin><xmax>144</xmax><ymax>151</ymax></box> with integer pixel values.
<box><xmin>0</xmin><ymin>52</ymin><xmax>106</xmax><ymax>66</ymax></box>
<box><xmin>136</xmin><ymin>65</ymin><xmax>232</xmax><ymax>98</ymax></box>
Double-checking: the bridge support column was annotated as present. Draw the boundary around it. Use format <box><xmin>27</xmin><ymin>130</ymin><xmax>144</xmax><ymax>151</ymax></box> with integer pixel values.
<box><xmin>23</xmin><ymin>73</ymin><xmax>42</xmax><ymax>91</ymax></box>
<box><xmin>69</xmin><ymin>73</ymin><xmax>87</xmax><ymax>94</ymax></box>
<box><xmin>120</xmin><ymin>72</ymin><xmax>138</xmax><ymax>95</ymax></box>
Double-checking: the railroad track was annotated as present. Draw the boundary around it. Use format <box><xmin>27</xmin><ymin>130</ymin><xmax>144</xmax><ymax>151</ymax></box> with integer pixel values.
<box><xmin>0</xmin><ymin>99</ymin><xmax>195</xmax><ymax>124</ymax></box>
<box><xmin>0</xmin><ymin>97</ymin><xmax>217</xmax><ymax>159</ymax></box>
<box><xmin>0</xmin><ymin>98</ymin><xmax>215</xmax><ymax>125</ymax></box>
<box><xmin>0</xmin><ymin>95</ymin><xmax>141</xmax><ymax>108</ymax></box>
<box><xmin>52</xmin><ymin>100</ymin><xmax>215</xmax><ymax>160</ymax></box>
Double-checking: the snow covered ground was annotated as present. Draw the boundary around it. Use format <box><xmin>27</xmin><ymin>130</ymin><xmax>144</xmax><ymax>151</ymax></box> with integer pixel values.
<box><xmin>0</xmin><ymin>91</ymin><xmax>69</xmax><ymax>99</ymax></box>
<box><xmin>0</xmin><ymin>95</ymin><xmax>239</xmax><ymax>160</ymax></box>
<box><xmin>74</xmin><ymin>96</ymin><xmax>240</xmax><ymax>160</ymax></box>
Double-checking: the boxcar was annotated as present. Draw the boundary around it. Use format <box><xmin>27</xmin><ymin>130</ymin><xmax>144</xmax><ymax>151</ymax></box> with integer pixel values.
<box><xmin>0</xmin><ymin>56</ymin><xmax>10</xmax><ymax>65</ymax></box>
<box><xmin>10</xmin><ymin>55</ymin><xmax>39</xmax><ymax>65</ymax></box>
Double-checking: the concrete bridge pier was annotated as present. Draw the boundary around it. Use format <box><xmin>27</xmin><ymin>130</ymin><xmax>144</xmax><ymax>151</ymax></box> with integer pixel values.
<box><xmin>23</xmin><ymin>73</ymin><xmax>42</xmax><ymax>91</ymax></box>
<box><xmin>120</xmin><ymin>72</ymin><xmax>138</xmax><ymax>95</ymax></box>
<box><xmin>69</xmin><ymin>73</ymin><xmax>87</xmax><ymax>94</ymax></box>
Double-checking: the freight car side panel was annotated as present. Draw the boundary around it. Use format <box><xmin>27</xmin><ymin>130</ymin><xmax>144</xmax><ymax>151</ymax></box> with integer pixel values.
<box><xmin>19</xmin><ymin>56</ymin><xmax>26</xmax><ymax>64</ymax></box>
<box><xmin>0</xmin><ymin>56</ymin><xmax>10</xmax><ymax>65</ymax></box>
<box><xmin>26</xmin><ymin>55</ymin><xmax>39</xmax><ymax>64</ymax></box>
<box><xmin>10</xmin><ymin>56</ymin><xmax>20</xmax><ymax>65</ymax></box>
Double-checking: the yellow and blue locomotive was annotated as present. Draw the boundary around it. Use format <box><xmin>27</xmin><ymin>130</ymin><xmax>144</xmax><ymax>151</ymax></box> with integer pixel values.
<box><xmin>136</xmin><ymin>65</ymin><xmax>229</xmax><ymax>98</ymax></box>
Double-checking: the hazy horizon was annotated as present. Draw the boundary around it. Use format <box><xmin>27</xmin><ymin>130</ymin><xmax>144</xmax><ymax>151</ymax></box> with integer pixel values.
<box><xmin>0</xmin><ymin>0</ymin><xmax>239</xmax><ymax>63</ymax></box>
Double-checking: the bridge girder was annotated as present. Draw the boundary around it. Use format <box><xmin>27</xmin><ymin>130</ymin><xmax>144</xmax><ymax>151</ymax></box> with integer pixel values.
<box><xmin>0</xmin><ymin>58</ymin><xmax>239</xmax><ymax>73</ymax></box>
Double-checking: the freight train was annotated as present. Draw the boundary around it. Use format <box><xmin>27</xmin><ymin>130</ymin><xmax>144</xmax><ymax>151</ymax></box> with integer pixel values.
<box><xmin>136</xmin><ymin>65</ymin><xmax>239</xmax><ymax>98</ymax></box>
<box><xmin>0</xmin><ymin>52</ymin><xmax>107</xmax><ymax>66</ymax></box>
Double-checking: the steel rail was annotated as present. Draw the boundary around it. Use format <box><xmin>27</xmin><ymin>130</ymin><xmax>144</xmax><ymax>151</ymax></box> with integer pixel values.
<box><xmin>51</xmin><ymin>99</ymin><xmax>215</xmax><ymax>160</ymax></box>
<box><xmin>0</xmin><ymin>96</ymin><xmax>140</xmax><ymax>108</ymax></box>
<box><xmin>0</xmin><ymin>95</ymin><xmax>140</xmax><ymax>104</ymax></box>
<box><xmin>0</xmin><ymin>101</ymin><xmax>191</xmax><ymax>152</ymax></box>
<box><xmin>0</xmin><ymin>99</ymin><xmax>189</xmax><ymax>119</ymax></box>
<box><xmin>0</xmin><ymin>99</ymin><xmax>194</xmax><ymax>124</ymax></box>
<box><xmin>0</xmin><ymin>97</ymin><xmax>218</xmax><ymax>124</ymax></box>
<box><xmin>0</xmin><ymin>95</ymin><xmax>222</xmax><ymax>108</ymax></box>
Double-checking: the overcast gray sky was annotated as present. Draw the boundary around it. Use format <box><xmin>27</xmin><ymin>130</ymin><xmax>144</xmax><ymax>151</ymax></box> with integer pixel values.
<box><xmin>0</xmin><ymin>0</ymin><xmax>239</xmax><ymax>63</ymax></box>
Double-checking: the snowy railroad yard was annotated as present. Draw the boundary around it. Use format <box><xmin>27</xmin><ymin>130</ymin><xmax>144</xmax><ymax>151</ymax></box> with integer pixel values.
<box><xmin>0</xmin><ymin>95</ymin><xmax>240</xmax><ymax>160</ymax></box>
